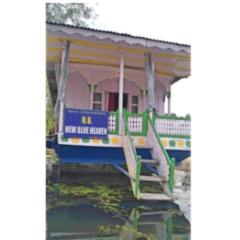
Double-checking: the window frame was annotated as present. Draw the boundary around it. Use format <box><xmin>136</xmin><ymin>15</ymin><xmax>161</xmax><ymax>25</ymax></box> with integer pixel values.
<box><xmin>131</xmin><ymin>95</ymin><xmax>139</xmax><ymax>113</ymax></box>
<box><xmin>92</xmin><ymin>92</ymin><xmax>103</xmax><ymax>111</ymax></box>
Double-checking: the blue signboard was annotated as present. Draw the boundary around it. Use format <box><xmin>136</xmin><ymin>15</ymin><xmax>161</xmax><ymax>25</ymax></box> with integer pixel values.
<box><xmin>63</xmin><ymin>108</ymin><xmax>109</xmax><ymax>139</ymax></box>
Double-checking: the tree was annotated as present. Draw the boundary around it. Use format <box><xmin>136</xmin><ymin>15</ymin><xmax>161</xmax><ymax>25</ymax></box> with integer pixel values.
<box><xmin>46</xmin><ymin>3</ymin><xmax>96</xmax><ymax>27</ymax></box>
<box><xmin>46</xmin><ymin>3</ymin><xmax>97</xmax><ymax>135</ymax></box>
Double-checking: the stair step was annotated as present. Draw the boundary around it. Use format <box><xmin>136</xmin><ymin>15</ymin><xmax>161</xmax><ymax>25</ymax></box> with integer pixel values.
<box><xmin>140</xmin><ymin>175</ymin><xmax>162</xmax><ymax>182</ymax></box>
<box><xmin>140</xmin><ymin>193</ymin><xmax>171</xmax><ymax>201</ymax></box>
<box><xmin>136</xmin><ymin>146</ymin><xmax>153</xmax><ymax>150</ymax></box>
<box><xmin>141</xmin><ymin>159</ymin><xmax>159</xmax><ymax>164</ymax></box>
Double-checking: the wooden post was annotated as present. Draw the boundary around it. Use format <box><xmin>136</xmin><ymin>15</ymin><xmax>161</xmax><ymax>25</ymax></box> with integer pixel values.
<box><xmin>167</xmin><ymin>90</ymin><xmax>171</xmax><ymax>115</ymax></box>
<box><xmin>144</xmin><ymin>52</ymin><xmax>155</xmax><ymax>116</ymax></box>
<box><xmin>59</xmin><ymin>102</ymin><xmax>64</xmax><ymax>133</ymax></box>
<box><xmin>54</xmin><ymin>40</ymin><xmax>70</xmax><ymax>119</ymax></box>
<box><xmin>142</xmin><ymin>89</ymin><xmax>146</xmax><ymax>110</ymax></box>
<box><xmin>118</xmin><ymin>51</ymin><xmax>125</xmax><ymax>133</ymax></box>
<box><xmin>89</xmin><ymin>84</ymin><xmax>94</xmax><ymax>109</ymax></box>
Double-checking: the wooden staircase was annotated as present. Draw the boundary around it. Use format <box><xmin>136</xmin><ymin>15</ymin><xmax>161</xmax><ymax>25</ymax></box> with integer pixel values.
<box><xmin>121</xmin><ymin>111</ymin><xmax>173</xmax><ymax>201</ymax></box>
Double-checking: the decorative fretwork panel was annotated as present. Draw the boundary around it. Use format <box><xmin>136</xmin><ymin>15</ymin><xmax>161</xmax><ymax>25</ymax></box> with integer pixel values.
<box><xmin>126</xmin><ymin>112</ymin><xmax>148</xmax><ymax>136</ymax></box>
<box><xmin>155</xmin><ymin>118</ymin><xmax>191</xmax><ymax>136</ymax></box>
<box><xmin>128</xmin><ymin>116</ymin><xmax>143</xmax><ymax>133</ymax></box>
<box><xmin>108</xmin><ymin>112</ymin><xmax>119</xmax><ymax>134</ymax></box>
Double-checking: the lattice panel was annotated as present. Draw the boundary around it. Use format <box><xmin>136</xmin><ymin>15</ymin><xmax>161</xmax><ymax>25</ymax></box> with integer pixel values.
<box><xmin>128</xmin><ymin>116</ymin><xmax>143</xmax><ymax>133</ymax></box>
<box><xmin>155</xmin><ymin>118</ymin><xmax>191</xmax><ymax>136</ymax></box>
<box><xmin>108</xmin><ymin>114</ymin><xmax>116</xmax><ymax>132</ymax></box>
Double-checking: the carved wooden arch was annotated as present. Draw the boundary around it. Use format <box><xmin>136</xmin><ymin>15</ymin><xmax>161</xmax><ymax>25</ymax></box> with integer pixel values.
<box><xmin>155</xmin><ymin>80</ymin><xmax>166</xmax><ymax>98</ymax></box>
<box><xmin>96</xmin><ymin>77</ymin><xmax>141</xmax><ymax>95</ymax></box>
<box><xmin>65</xmin><ymin>71</ymin><xmax>90</xmax><ymax>108</ymax></box>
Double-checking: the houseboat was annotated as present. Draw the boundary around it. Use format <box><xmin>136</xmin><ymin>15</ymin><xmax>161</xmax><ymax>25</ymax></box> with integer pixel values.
<box><xmin>46</xmin><ymin>22</ymin><xmax>191</xmax><ymax>201</ymax></box>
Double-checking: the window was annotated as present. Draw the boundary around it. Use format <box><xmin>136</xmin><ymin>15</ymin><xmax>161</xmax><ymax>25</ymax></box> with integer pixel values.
<box><xmin>93</xmin><ymin>92</ymin><xmax>102</xmax><ymax>102</ymax></box>
<box><xmin>93</xmin><ymin>92</ymin><xmax>102</xmax><ymax>110</ymax></box>
<box><xmin>131</xmin><ymin>95</ymin><xmax>138</xmax><ymax>113</ymax></box>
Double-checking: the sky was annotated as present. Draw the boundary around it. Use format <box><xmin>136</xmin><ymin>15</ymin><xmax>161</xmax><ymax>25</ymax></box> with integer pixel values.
<box><xmin>87</xmin><ymin>1</ymin><xmax>192</xmax><ymax>116</ymax></box>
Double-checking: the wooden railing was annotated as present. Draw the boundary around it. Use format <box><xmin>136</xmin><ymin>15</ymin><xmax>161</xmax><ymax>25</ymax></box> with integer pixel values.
<box><xmin>122</xmin><ymin>109</ymin><xmax>141</xmax><ymax>198</ymax></box>
<box><xmin>154</xmin><ymin>113</ymin><xmax>191</xmax><ymax>138</ymax></box>
<box><xmin>148</xmin><ymin>116</ymin><xmax>175</xmax><ymax>193</ymax></box>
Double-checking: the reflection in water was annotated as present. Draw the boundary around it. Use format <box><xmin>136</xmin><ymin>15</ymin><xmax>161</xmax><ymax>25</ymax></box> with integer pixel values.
<box><xmin>47</xmin><ymin>203</ymin><xmax>190</xmax><ymax>240</ymax></box>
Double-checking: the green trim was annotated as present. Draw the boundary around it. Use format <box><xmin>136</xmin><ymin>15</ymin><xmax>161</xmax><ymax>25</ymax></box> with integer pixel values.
<box><xmin>155</xmin><ymin>112</ymin><xmax>191</xmax><ymax>121</ymax></box>
<box><xmin>186</xmin><ymin>140</ymin><xmax>191</xmax><ymax>148</ymax></box>
<box><xmin>168</xmin><ymin>157</ymin><xmax>175</xmax><ymax>192</ymax></box>
<box><xmin>126</xmin><ymin>111</ymin><xmax>148</xmax><ymax>136</ymax></box>
<box><xmin>61</xmin><ymin>135</ymin><xmax>68</xmax><ymax>142</ymax></box>
<box><xmin>159</xmin><ymin>134</ymin><xmax>191</xmax><ymax>139</ymax></box>
<box><xmin>102</xmin><ymin>138</ymin><xmax>110</xmax><ymax>144</ymax></box>
<box><xmin>166</xmin><ymin>91</ymin><xmax>171</xmax><ymax>99</ymax></box>
<box><xmin>87</xmin><ymin>84</ymin><xmax>97</xmax><ymax>92</ymax></box>
<box><xmin>135</xmin><ymin>155</ymin><xmax>141</xmax><ymax>198</ymax></box>
<box><xmin>169</xmin><ymin>140</ymin><xmax>176</xmax><ymax>147</ymax></box>
<box><xmin>107</xmin><ymin>111</ymin><xmax>119</xmax><ymax>135</ymax></box>
<box><xmin>93</xmin><ymin>85</ymin><xmax>97</xmax><ymax>91</ymax></box>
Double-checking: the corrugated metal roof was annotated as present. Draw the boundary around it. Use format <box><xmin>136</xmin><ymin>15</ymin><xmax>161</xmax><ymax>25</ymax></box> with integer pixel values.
<box><xmin>46</xmin><ymin>21</ymin><xmax>190</xmax><ymax>48</ymax></box>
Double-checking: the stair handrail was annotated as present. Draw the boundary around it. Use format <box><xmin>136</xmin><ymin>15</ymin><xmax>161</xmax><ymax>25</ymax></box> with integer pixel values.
<box><xmin>122</xmin><ymin>109</ymin><xmax>141</xmax><ymax>198</ymax></box>
<box><xmin>148</xmin><ymin>113</ymin><xmax>175</xmax><ymax>193</ymax></box>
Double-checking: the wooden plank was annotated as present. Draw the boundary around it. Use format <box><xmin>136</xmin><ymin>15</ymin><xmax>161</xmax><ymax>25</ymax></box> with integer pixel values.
<box><xmin>118</xmin><ymin>51</ymin><xmax>124</xmax><ymax>134</ymax></box>
<box><xmin>140</xmin><ymin>175</ymin><xmax>163</xmax><ymax>182</ymax></box>
<box><xmin>141</xmin><ymin>159</ymin><xmax>159</xmax><ymax>164</ymax></box>
<box><xmin>140</xmin><ymin>193</ymin><xmax>171</xmax><ymax>201</ymax></box>
<box><xmin>135</xmin><ymin>146</ymin><xmax>153</xmax><ymax>149</ymax></box>
<box><xmin>54</xmin><ymin>40</ymin><xmax>70</xmax><ymax>118</ymax></box>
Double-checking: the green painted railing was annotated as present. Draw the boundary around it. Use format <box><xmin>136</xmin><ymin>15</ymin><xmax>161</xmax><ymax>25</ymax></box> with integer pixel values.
<box><xmin>155</xmin><ymin>113</ymin><xmax>191</xmax><ymax>121</ymax></box>
<box><xmin>125</xmin><ymin>111</ymin><xmax>148</xmax><ymax>136</ymax></box>
<box><xmin>107</xmin><ymin>111</ymin><xmax>119</xmax><ymax>135</ymax></box>
<box><xmin>148</xmin><ymin>116</ymin><xmax>175</xmax><ymax>193</ymax></box>
<box><xmin>108</xmin><ymin>110</ymin><xmax>149</xmax><ymax>137</ymax></box>
<box><xmin>123</xmin><ymin>109</ymin><xmax>141</xmax><ymax>198</ymax></box>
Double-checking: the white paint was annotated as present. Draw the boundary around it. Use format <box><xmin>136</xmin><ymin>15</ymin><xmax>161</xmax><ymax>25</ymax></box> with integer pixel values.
<box><xmin>168</xmin><ymin>96</ymin><xmax>171</xmax><ymax>115</ymax></box>
<box><xmin>89</xmin><ymin>84</ymin><xmax>94</xmax><ymax>109</ymax></box>
<box><xmin>118</xmin><ymin>51</ymin><xmax>124</xmax><ymax>133</ymax></box>
<box><xmin>59</xmin><ymin>102</ymin><xmax>64</xmax><ymax>133</ymax></box>
<box><xmin>168</xmin><ymin>86</ymin><xmax>171</xmax><ymax>115</ymax></box>
<box><xmin>92</xmin><ymin>2</ymin><xmax>192</xmax><ymax>116</ymax></box>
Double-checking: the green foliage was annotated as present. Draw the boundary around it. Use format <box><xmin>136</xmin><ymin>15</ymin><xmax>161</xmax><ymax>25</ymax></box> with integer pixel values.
<box><xmin>49</xmin><ymin>182</ymin><xmax>127</xmax><ymax>214</ymax></box>
<box><xmin>46</xmin><ymin>3</ymin><xmax>97</xmax><ymax>27</ymax></box>
<box><xmin>46</xmin><ymin>80</ymin><xmax>55</xmax><ymax>135</ymax></box>
<box><xmin>185</xmin><ymin>113</ymin><xmax>191</xmax><ymax>120</ymax></box>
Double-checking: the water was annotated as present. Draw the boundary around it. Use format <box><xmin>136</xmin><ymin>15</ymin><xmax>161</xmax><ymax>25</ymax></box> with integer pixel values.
<box><xmin>47</xmin><ymin>172</ymin><xmax>190</xmax><ymax>240</ymax></box>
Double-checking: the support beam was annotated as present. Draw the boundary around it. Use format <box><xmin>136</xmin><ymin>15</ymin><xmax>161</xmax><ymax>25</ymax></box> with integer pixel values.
<box><xmin>54</xmin><ymin>40</ymin><xmax>70</xmax><ymax>119</ymax></box>
<box><xmin>167</xmin><ymin>90</ymin><xmax>171</xmax><ymax>115</ymax></box>
<box><xmin>144</xmin><ymin>53</ymin><xmax>155</xmax><ymax>113</ymax></box>
<box><xmin>89</xmin><ymin>84</ymin><xmax>94</xmax><ymax>109</ymax></box>
<box><xmin>142</xmin><ymin>89</ymin><xmax>146</xmax><ymax>110</ymax></box>
<box><xmin>46</xmin><ymin>62</ymin><xmax>58</xmax><ymax>107</ymax></box>
<box><xmin>118</xmin><ymin>51</ymin><xmax>124</xmax><ymax>133</ymax></box>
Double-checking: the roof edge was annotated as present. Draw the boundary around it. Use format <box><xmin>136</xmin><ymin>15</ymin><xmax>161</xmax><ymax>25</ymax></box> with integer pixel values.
<box><xmin>46</xmin><ymin>21</ymin><xmax>191</xmax><ymax>49</ymax></box>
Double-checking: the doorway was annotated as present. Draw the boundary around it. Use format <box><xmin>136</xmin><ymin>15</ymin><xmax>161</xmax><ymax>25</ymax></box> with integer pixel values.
<box><xmin>108</xmin><ymin>93</ymin><xmax>128</xmax><ymax>111</ymax></box>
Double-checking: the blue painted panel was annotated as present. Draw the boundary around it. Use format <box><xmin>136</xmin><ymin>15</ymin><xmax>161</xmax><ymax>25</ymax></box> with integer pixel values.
<box><xmin>58</xmin><ymin>145</ymin><xmax>126</xmax><ymax>164</ymax></box>
<box><xmin>166</xmin><ymin>150</ymin><xmax>191</xmax><ymax>165</ymax></box>
<box><xmin>64</xmin><ymin>108</ymin><xmax>109</xmax><ymax>139</ymax></box>
<box><xmin>136</xmin><ymin>149</ymin><xmax>152</xmax><ymax>160</ymax></box>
